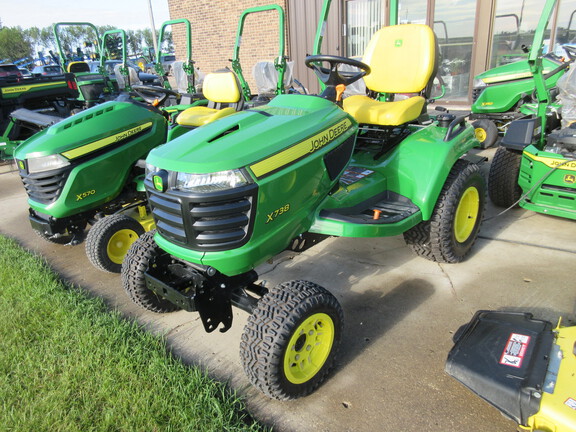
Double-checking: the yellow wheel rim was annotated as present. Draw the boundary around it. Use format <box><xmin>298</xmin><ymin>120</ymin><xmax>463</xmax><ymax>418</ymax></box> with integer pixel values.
<box><xmin>454</xmin><ymin>186</ymin><xmax>480</xmax><ymax>243</ymax></box>
<box><xmin>283</xmin><ymin>313</ymin><xmax>335</xmax><ymax>385</ymax></box>
<box><xmin>474</xmin><ymin>127</ymin><xmax>487</xmax><ymax>143</ymax></box>
<box><xmin>107</xmin><ymin>229</ymin><xmax>139</xmax><ymax>264</ymax></box>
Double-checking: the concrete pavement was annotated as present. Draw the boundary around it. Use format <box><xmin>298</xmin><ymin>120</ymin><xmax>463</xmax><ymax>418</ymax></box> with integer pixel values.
<box><xmin>1</xmin><ymin>147</ymin><xmax>575</xmax><ymax>432</ymax></box>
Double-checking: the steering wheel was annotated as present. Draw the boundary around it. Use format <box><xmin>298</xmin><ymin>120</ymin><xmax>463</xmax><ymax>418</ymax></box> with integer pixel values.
<box><xmin>304</xmin><ymin>55</ymin><xmax>371</xmax><ymax>87</ymax></box>
<box><xmin>562</xmin><ymin>45</ymin><xmax>576</xmax><ymax>62</ymax></box>
<box><xmin>131</xmin><ymin>84</ymin><xmax>180</xmax><ymax>106</ymax></box>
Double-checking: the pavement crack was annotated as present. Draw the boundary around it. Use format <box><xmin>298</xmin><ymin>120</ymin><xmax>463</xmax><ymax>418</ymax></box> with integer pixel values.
<box><xmin>258</xmin><ymin>253</ymin><xmax>297</xmax><ymax>276</ymax></box>
<box><xmin>165</xmin><ymin>320</ymin><xmax>195</xmax><ymax>337</ymax></box>
<box><xmin>478</xmin><ymin>235</ymin><xmax>576</xmax><ymax>254</ymax></box>
<box><xmin>438</xmin><ymin>262</ymin><xmax>459</xmax><ymax>300</ymax></box>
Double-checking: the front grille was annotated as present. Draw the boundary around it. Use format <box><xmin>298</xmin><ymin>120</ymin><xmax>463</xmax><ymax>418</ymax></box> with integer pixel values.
<box><xmin>471</xmin><ymin>86</ymin><xmax>484</xmax><ymax>103</ymax></box>
<box><xmin>19</xmin><ymin>166</ymin><xmax>71</xmax><ymax>204</ymax></box>
<box><xmin>146</xmin><ymin>178</ymin><xmax>257</xmax><ymax>252</ymax></box>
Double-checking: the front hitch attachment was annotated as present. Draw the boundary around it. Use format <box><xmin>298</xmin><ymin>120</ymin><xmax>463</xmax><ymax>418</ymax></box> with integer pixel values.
<box><xmin>144</xmin><ymin>256</ymin><xmax>265</xmax><ymax>332</ymax></box>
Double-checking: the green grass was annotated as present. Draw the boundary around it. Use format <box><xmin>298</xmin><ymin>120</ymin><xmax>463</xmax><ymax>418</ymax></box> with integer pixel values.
<box><xmin>0</xmin><ymin>235</ymin><xmax>267</xmax><ymax>432</ymax></box>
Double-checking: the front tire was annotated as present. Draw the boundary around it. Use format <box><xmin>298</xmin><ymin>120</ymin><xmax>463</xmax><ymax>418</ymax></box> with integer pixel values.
<box><xmin>403</xmin><ymin>160</ymin><xmax>486</xmax><ymax>263</ymax></box>
<box><xmin>86</xmin><ymin>214</ymin><xmax>145</xmax><ymax>273</ymax></box>
<box><xmin>240</xmin><ymin>280</ymin><xmax>343</xmax><ymax>400</ymax></box>
<box><xmin>121</xmin><ymin>230</ymin><xmax>180</xmax><ymax>313</ymax></box>
<box><xmin>472</xmin><ymin>119</ymin><xmax>499</xmax><ymax>149</ymax></box>
<box><xmin>488</xmin><ymin>146</ymin><xmax>522</xmax><ymax>208</ymax></box>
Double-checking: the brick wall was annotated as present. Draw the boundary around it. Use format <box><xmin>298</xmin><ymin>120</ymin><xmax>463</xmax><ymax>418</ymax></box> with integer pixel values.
<box><xmin>168</xmin><ymin>0</ymin><xmax>288</xmax><ymax>93</ymax></box>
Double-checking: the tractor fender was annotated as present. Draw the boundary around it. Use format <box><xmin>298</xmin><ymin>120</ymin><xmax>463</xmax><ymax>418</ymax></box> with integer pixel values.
<box><xmin>385</xmin><ymin>121</ymin><xmax>478</xmax><ymax>221</ymax></box>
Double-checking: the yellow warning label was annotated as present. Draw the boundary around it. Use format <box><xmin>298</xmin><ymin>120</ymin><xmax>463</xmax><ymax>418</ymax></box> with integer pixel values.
<box><xmin>1</xmin><ymin>81</ymin><xmax>67</xmax><ymax>95</ymax></box>
<box><xmin>62</xmin><ymin>122</ymin><xmax>153</xmax><ymax>160</ymax></box>
<box><xmin>524</xmin><ymin>152</ymin><xmax>576</xmax><ymax>172</ymax></box>
<box><xmin>250</xmin><ymin>118</ymin><xmax>352</xmax><ymax>178</ymax></box>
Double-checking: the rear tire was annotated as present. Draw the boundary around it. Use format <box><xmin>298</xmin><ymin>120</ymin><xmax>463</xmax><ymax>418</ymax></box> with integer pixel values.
<box><xmin>488</xmin><ymin>146</ymin><xmax>522</xmax><ymax>208</ymax></box>
<box><xmin>404</xmin><ymin>160</ymin><xmax>486</xmax><ymax>263</ymax></box>
<box><xmin>472</xmin><ymin>119</ymin><xmax>499</xmax><ymax>149</ymax></box>
<box><xmin>240</xmin><ymin>280</ymin><xmax>343</xmax><ymax>400</ymax></box>
<box><xmin>121</xmin><ymin>230</ymin><xmax>180</xmax><ymax>313</ymax></box>
<box><xmin>86</xmin><ymin>214</ymin><xmax>145</xmax><ymax>273</ymax></box>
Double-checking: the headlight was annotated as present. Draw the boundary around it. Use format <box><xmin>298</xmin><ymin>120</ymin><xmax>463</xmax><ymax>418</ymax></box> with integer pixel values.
<box><xmin>472</xmin><ymin>78</ymin><xmax>487</xmax><ymax>89</ymax></box>
<box><xmin>175</xmin><ymin>169</ymin><xmax>252</xmax><ymax>193</ymax></box>
<box><xmin>145</xmin><ymin>163</ymin><xmax>159</xmax><ymax>179</ymax></box>
<box><xmin>27</xmin><ymin>154</ymin><xmax>70</xmax><ymax>173</ymax></box>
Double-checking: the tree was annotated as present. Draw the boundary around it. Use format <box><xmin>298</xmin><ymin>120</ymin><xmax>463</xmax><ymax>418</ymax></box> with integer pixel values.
<box><xmin>141</xmin><ymin>28</ymin><xmax>154</xmax><ymax>50</ymax></box>
<box><xmin>162</xmin><ymin>30</ymin><xmax>173</xmax><ymax>52</ymax></box>
<box><xmin>0</xmin><ymin>27</ymin><xmax>32</xmax><ymax>61</ymax></box>
<box><xmin>126</xmin><ymin>30</ymin><xmax>145</xmax><ymax>56</ymax></box>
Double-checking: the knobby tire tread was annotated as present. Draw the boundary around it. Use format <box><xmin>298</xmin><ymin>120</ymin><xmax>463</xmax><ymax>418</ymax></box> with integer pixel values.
<box><xmin>240</xmin><ymin>280</ymin><xmax>343</xmax><ymax>400</ymax></box>
<box><xmin>403</xmin><ymin>160</ymin><xmax>486</xmax><ymax>263</ymax></box>
<box><xmin>121</xmin><ymin>230</ymin><xmax>180</xmax><ymax>313</ymax></box>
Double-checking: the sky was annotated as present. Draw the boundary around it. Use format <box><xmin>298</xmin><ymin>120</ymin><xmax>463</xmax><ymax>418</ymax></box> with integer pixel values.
<box><xmin>0</xmin><ymin>0</ymin><xmax>170</xmax><ymax>31</ymax></box>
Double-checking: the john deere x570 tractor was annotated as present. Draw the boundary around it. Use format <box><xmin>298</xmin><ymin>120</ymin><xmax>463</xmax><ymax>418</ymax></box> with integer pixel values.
<box><xmin>13</xmin><ymin>19</ymin><xmax>203</xmax><ymax>261</ymax></box>
<box><xmin>488</xmin><ymin>0</ymin><xmax>576</xmax><ymax>220</ymax></box>
<box><xmin>469</xmin><ymin>4</ymin><xmax>576</xmax><ymax>150</ymax></box>
<box><xmin>469</xmin><ymin>49</ymin><xmax>572</xmax><ymax>149</ymax></box>
<box><xmin>121</xmin><ymin>1</ymin><xmax>486</xmax><ymax>400</ymax></box>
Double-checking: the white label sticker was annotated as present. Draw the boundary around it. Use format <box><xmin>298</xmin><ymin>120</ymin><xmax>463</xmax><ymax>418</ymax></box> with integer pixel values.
<box><xmin>565</xmin><ymin>398</ymin><xmax>576</xmax><ymax>410</ymax></box>
<box><xmin>500</xmin><ymin>333</ymin><xmax>531</xmax><ymax>368</ymax></box>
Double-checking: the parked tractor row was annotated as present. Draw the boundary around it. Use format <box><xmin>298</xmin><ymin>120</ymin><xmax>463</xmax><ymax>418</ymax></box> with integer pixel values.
<box><xmin>5</xmin><ymin>0</ymin><xmax>574</xmax><ymax>430</ymax></box>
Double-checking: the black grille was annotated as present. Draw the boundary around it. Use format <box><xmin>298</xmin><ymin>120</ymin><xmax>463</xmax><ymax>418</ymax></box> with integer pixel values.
<box><xmin>146</xmin><ymin>177</ymin><xmax>257</xmax><ymax>252</ymax></box>
<box><xmin>471</xmin><ymin>86</ymin><xmax>484</xmax><ymax>103</ymax></box>
<box><xmin>19</xmin><ymin>166</ymin><xmax>71</xmax><ymax>204</ymax></box>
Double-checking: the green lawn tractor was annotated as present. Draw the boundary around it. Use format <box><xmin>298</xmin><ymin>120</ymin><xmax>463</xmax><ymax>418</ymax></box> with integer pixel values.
<box><xmin>97</xmin><ymin>29</ymin><xmax>135</xmax><ymax>93</ymax></box>
<box><xmin>121</xmin><ymin>10</ymin><xmax>486</xmax><ymax>400</ymax></box>
<box><xmin>53</xmin><ymin>22</ymin><xmax>117</xmax><ymax>109</ymax></box>
<box><xmin>13</xmin><ymin>19</ymin><xmax>204</xmax><ymax>269</ymax></box>
<box><xmin>469</xmin><ymin>27</ymin><xmax>574</xmax><ymax>149</ymax></box>
<box><xmin>488</xmin><ymin>0</ymin><xmax>576</xmax><ymax>220</ymax></box>
<box><xmin>140</xmin><ymin>19</ymin><xmax>198</xmax><ymax>95</ymax></box>
<box><xmin>0</xmin><ymin>73</ymin><xmax>80</xmax><ymax>160</ymax></box>
<box><xmin>446</xmin><ymin>310</ymin><xmax>576</xmax><ymax>432</ymax></box>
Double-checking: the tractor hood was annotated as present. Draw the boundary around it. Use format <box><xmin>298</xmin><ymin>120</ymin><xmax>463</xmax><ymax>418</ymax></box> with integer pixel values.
<box><xmin>147</xmin><ymin>94</ymin><xmax>355</xmax><ymax>175</ymax></box>
<box><xmin>14</xmin><ymin>100</ymin><xmax>167</xmax><ymax>160</ymax></box>
<box><xmin>476</xmin><ymin>56</ymin><xmax>561</xmax><ymax>85</ymax></box>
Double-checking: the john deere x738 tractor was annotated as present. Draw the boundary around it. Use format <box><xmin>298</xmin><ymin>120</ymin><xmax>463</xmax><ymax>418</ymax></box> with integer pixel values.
<box><xmin>121</xmin><ymin>0</ymin><xmax>486</xmax><ymax>400</ymax></box>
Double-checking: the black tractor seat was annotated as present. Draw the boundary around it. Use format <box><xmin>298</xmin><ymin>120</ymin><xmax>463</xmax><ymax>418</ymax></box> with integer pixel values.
<box><xmin>10</xmin><ymin>108</ymin><xmax>64</xmax><ymax>128</ymax></box>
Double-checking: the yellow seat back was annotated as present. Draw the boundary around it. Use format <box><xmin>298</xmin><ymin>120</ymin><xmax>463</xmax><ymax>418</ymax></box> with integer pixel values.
<box><xmin>362</xmin><ymin>24</ymin><xmax>436</xmax><ymax>94</ymax></box>
<box><xmin>203</xmin><ymin>71</ymin><xmax>242</xmax><ymax>103</ymax></box>
<box><xmin>67</xmin><ymin>61</ymin><xmax>91</xmax><ymax>73</ymax></box>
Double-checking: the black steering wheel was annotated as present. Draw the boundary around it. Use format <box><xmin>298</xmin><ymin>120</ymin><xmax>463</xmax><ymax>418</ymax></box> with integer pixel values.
<box><xmin>131</xmin><ymin>84</ymin><xmax>180</xmax><ymax>106</ymax></box>
<box><xmin>304</xmin><ymin>55</ymin><xmax>371</xmax><ymax>87</ymax></box>
<box><xmin>562</xmin><ymin>44</ymin><xmax>576</xmax><ymax>62</ymax></box>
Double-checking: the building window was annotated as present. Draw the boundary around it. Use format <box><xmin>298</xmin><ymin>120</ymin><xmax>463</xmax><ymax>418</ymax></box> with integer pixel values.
<box><xmin>346</xmin><ymin>0</ymin><xmax>384</xmax><ymax>57</ymax></box>
<box><xmin>434</xmin><ymin>0</ymin><xmax>477</xmax><ymax>102</ymax></box>
<box><xmin>398</xmin><ymin>0</ymin><xmax>428</xmax><ymax>25</ymax></box>
<box><xmin>490</xmin><ymin>0</ymin><xmax>552</xmax><ymax>67</ymax></box>
<box><xmin>553</xmin><ymin>0</ymin><xmax>576</xmax><ymax>50</ymax></box>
